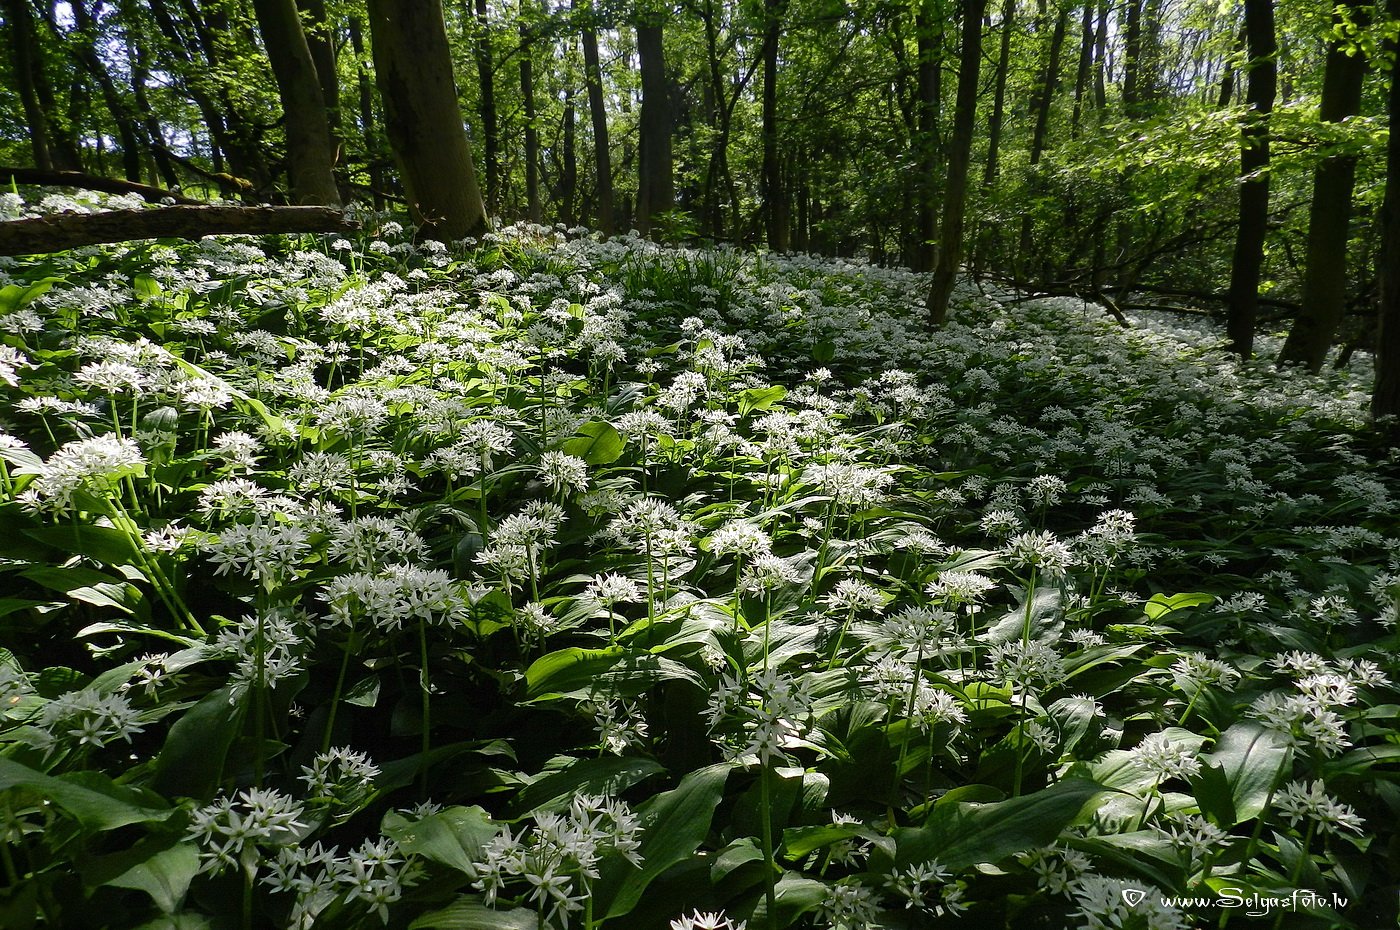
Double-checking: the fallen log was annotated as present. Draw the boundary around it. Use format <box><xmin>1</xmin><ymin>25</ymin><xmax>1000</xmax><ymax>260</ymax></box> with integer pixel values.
<box><xmin>0</xmin><ymin>166</ymin><xmax>202</xmax><ymax>205</ymax></box>
<box><xmin>0</xmin><ymin>205</ymin><xmax>358</xmax><ymax>256</ymax></box>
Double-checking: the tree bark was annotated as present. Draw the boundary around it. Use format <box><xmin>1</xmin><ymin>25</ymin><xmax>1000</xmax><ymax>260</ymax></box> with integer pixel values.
<box><xmin>520</xmin><ymin>6</ymin><xmax>542</xmax><ymax>223</ymax></box>
<box><xmin>251</xmin><ymin>0</ymin><xmax>341</xmax><ymax>205</ymax></box>
<box><xmin>0</xmin><ymin>167</ymin><xmax>201</xmax><ymax>204</ymax></box>
<box><xmin>474</xmin><ymin>0</ymin><xmax>501</xmax><ymax>215</ymax></box>
<box><xmin>1070</xmin><ymin>0</ymin><xmax>1094</xmax><ymax>138</ymax></box>
<box><xmin>366</xmin><ymin>0</ymin><xmax>489</xmax><ymax>240</ymax></box>
<box><xmin>66</xmin><ymin>0</ymin><xmax>143</xmax><ymax>182</ymax></box>
<box><xmin>1018</xmin><ymin>5</ymin><xmax>1069</xmax><ymax>264</ymax></box>
<box><xmin>760</xmin><ymin>0</ymin><xmax>789</xmax><ymax>251</ymax></box>
<box><xmin>913</xmin><ymin>0</ymin><xmax>943</xmax><ymax>271</ymax></box>
<box><xmin>0</xmin><ymin>205</ymin><xmax>356</xmax><ymax>255</ymax></box>
<box><xmin>1225</xmin><ymin>0</ymin><xmax>1276</xmax><ymax>358</ymax></box>
<box><xmin>1374</xmin><ymin>0</ymin><xmax>1400</xmax><ymax>421</ymax></box>
<box><xmin>1122</xmin><ymin>0</ymin><xmax>1145</xmax><ymax>116</ymax></box>
<box><xmin>982</xmin><ymin>0</ymin><xmax>1014</xmax><ymax>186</ymax></box>
<box><xmin>636</xmin><ymin>20</ymin><xmax>674</xmax><ymax>238</ymax></box>
<box><xmin>4</xmin><ymin>0</ymin><xmax>55</xmax><ymax>170</ymax></box>
<box><xmin>347</xmin><ymin>14</ymin><xmax>384</xmax><ymax>210</ymax></box>
<box><xmin>926</xmin><ymin>0</ymin><xmax>988</xmax><ymax>326</ymax></box>
<box><xmin>578</xmin><ymin>0</ymin><xmax>613</xmax><ymax>234</ymax></box>
<box><xmin>1277</xmin><ymin>0</ymin><xmax>1370</xmax><ymax>371</ymax></box>
<box><xmin>296</xmin><ymin>0</ymin><xmax>340</xmax><ymax>139</ymax></box>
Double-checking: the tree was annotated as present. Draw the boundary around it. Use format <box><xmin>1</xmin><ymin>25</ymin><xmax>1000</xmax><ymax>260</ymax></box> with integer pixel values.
<box><xmin>1277</xmin><ymin>0</ymin><xmax>1370</xmax><ymax>371</ymax></box>
<box><xmin>250</xmin><ymin>0</ymin><xmax>341</xmax><ymax>205</ymax></box>
<box><xmin>365</xmin><ymin>0</ymin><xmax>488</xmax><ymax>240</ymax></box>
<box><xmin>636</xmin><ymin>17</ymin><xmax>674</xmax><ymax>238</ymax></box>
<box><xmin>577</xmin><ymin>0</ymin><xmax>613</xmax><ymax>234</ymax></box>
<box><xmin>1375</xmin><ymin>0</ymin><xmax>1400</xmax><ymax>423</ymax></box>
<box><xmin>926</xmin><ymin>0</ymin><xmax>988</xmax><ymax>326</ymax></box>
<box><xmin>760</xmin><ymin>0</ymin><xmax>789</xmax><ymax>251</ymax></box>
<box><xmin>1225</xmin><ymin>0</ymin><xmax>1276</xmax><ymax>358</ymax></box>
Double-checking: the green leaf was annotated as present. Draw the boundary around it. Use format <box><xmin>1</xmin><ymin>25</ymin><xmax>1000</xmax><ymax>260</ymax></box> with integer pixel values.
<box><xmin>811</xmin><ymin>340</ymin><xmax>836</xmax><ymax>363</ymax></box>
<box><xmin>23</xmin><ymin>524</ymin><xmax>137</xmax><ymax>565</ymax></box>
<box><xmin>409</xmin><ymin>900</ymin><xmax>539</xmax><ymax>930</ymax></box>
<box><xmin>89</xmin><ymin>838</ymin><xmax>198</xmax><ymax>914</ymax></box>
<box><xmin>152</xmin><ymin>686</ymin><xmax>244</xmax><ymax>800</ymax></box>
<box><xmin>0</xmin><ymin>757</ymin><xmax>170</xmax><ymax>831</ymax></box>
<box><xmin>738</xmin><ymin>385</ymin><xmax>787</xmax><ymax>416</ymax></box>
<box><xmin>596</xmin><ymin>763</ymin><xmax>732</xmax><ymax>920</ymax></box>
<box><xmin>524</xmin><ymin>647</ymin><xmax>624</xmax><ymax>699</ymax></box>
<box><xmin>19</xmin><ymin>565</ymin><xmax>144</xmax><ymax>615</ymax></box>
<box><xmin>560</xmin><ymin>421</ymin><xmax>624</xmax><ymax>465</ymax></box>
<box><xmin>383</xmin><ymin>806</ymin><xmax>497</xmax><ymax>877</ymax></box>
<box><xmin>509</xmin><ymin>755</ymin><xmax>665</xmax><ymax>818</ymax></box>
<box><xmin>894</xmin><ymin>778</ymin><xmax>1105</xmax><ymax>870</ymax></box>
<box><xmin>132</xmin><ymin>273</ymin><xmax>163</xmax><ymax>300</ymax></box>
<box><xmin>1196</xmin><ymin>721</ymin><xmax>1290</xmax><ymax>826</ymax></box>
<box><xmin>1142</xmin><ymin>592</ymin><xmax>1215</xmax><ymax>621</ymax></box>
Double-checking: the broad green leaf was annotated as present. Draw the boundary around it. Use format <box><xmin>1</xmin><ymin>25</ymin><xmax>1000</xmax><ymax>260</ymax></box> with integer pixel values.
<box><xmin>596</xmin><ymin>763</ymin><xmax>732</xmax><ymax>920</ymax></box>
<box><xmin>894</xmin><ymin>778</ymin><xmax>1105</xmax><ymax>870</ymax></box>
<box><xmin>152</xmin><ymin>686</ymin><xmax>244</xmax><ymax>800</ymax></box>
<box><xmin>383</xmin><ymin>806</ymin><xmax>497</xmax><ymax>877</ymax></box>
<box><xmin>509</xmin><ymin>755</ymin><xmax>664</xmax><ymax>818</ymax></box>
<box><xmin>560</xmin><ymin>421</ymin><xmax>624</xmax><ymax>465</ymax></box>
<box><xmin>23</xmin><ymin>524</ymin><xmax>137</xmax><ymax>565</ymax></box>
<box><xmin>19</xmin><ymin>565</ymin><xmax>144</xmax><ymax>615</ymax></box>
<box><xmin>524</xmin><ymin>646</ymin><xmax>624</xmax><ymax>699</ymax></box>
<box><xmin>1196</xmin><ymin>720</ymin><xmax>1290</xmax><ymax>825</ymax></box>
<box><xmin>91</xmin><ymin>839</ymin><xmax>198</xmax><ymax>914</ymax></box>
<box><xmin>1143</xmin><ymin>592</ymin><xmax>1215</xmax><ymax>621</ymax></box>
<box><xmin>409</xmin><ymin>899</ymin><xmax>539</xmax><ymax>930</ymax></box>
<box><xmin>0</xmin><ymin>757</ymin><xmax>170</xmax><ymax>831</ymax></box>
<box><xmin>738</xmin><ymin>385</ymin><xmax>786</xmax><ymax>416</ymax></box>
<box><xmin>749</xmin><ymin>873</ymin><xmax>828</xmax><ymax>927</ymax></box>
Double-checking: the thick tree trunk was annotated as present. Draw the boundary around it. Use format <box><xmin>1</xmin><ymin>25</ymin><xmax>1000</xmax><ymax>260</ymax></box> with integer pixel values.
<box><xmin>1225</xmin><ymin>0</ymin><xmax>1276</xmax><ymax>358</ymax></box>
<box><xmin>251</xmin><ymin>0</ymin><xmax>341</xmax><ymax>205</ymax></box>
<box><xmin>474</xmin><ymin>0</ymin><xmax>501</xmax><ymax>215</ymax></box>
<box><xmin>926</xmin><ymin>0</ymin><xmax>988</xmax><ymax>326</ymax></box>
<box><xmin>520</xmin><ymin>11</ymin><xmax>542</xmax><ymax>223</ymax></box>
<box><xmin>760</xmin><ymin>0</ymin><xmax>788</xmax><ymax>251</ymax></box>
<box><xmin>1092</xmin><ymin>0</ymin><xmax>1108</xmax><ymax>110</ymax></box>
<box><xmin>1278</xmin><ymin>0</ymin><xmax>1370</xmax><ymax>372</ymax></box>
<box><xmin>1374</xmin><ymin>0</ymin><xmax>1400</xmax><ymax>421</ymax></box>
<box><xmin>636</xmin><ymin>21</ymin><xmax>674</xmax><ymax>238</ymax></box>
<box><xmin>1122</xmin><ymin>0</ymin><xmax>1144</xmax><ymax>115</ymax></box>
<box><xmin>579</xmin><ymin>0</ymin><xmax>613</xmax><ymax>234</ymax></box>
<box><xmin>0</xmin><ymin>205</ymin><xmax>356</xmax><ymax>255</ymax></box>
<box><xmin>296</xmin><ymin>0</ymin><xmax>340</xmax><ymax>138</ymax></box>
<box><xmin>366</xmin><ymin>0</ymin><xmax>489</xmax><ymax>240</ymax></box>
<box><xmin>4</xmin><ymin>0</ymin><xmax>56</xmax><ymax>170</ymax></box>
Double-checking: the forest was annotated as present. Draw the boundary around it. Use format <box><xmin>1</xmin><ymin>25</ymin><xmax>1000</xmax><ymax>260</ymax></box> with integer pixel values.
<box><xmin>2</xmin><ymin>0</ymin><xmax>1400</xmax><ymax>928</ymax></box>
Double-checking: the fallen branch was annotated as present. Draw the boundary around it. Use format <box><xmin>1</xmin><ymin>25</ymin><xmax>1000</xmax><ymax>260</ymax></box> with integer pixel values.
<box><xmin>0</xmin><ymin>205</ymin><xmax>358</xmax><ymax>255</ymax></box>
<box><xmin>0</xmin><ymin>166</ymin><xmax>202</xmax><ymax>205</ymax></box>
<box><xmin>151</xmin><ymin>145</ymin><xmax>258</xmax><ymax>199</ymax></box>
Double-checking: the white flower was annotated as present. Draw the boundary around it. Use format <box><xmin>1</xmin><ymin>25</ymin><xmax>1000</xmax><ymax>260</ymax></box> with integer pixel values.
<box><xmin>1274</xmin><ymin>780</ymin><xmax>1365</xmax><ymax>835</ymax></box>
<box><xmin>1133</xmin><ymin>732</ymin><xmax>1201</xmax><ymax>783</ymax></box>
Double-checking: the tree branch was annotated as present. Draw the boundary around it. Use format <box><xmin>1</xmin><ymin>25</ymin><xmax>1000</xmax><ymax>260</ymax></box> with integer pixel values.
<box><xmin>0</xmin><ymin>166</ymin><xmax>203</xmax><ymax>204</ymax></box>
<box><xmin>0</xmin><ymin>205</ymin><xmax>358</xmax><ymax>255</ymax></box>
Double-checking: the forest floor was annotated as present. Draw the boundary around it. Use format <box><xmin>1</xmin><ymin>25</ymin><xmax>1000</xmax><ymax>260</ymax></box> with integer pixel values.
<box><xmin>0</xmin><ymin>201</ymin><xmax>1398</xmax><ymax>929</ymax></box>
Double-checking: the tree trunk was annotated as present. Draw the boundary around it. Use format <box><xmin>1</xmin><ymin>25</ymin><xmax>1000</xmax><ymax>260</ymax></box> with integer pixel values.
<box><xmin>579</xmin><ymin>0</ymin><xmax>613</xmax><ymax>234</ymax></box>
<box><xmin>1092</xmin><ymin>0</ymin><xmax>1108</xmax><ymax>110</ymax></box>
<box><xmin>562</xmin><ymin>85</ymin><xmax>578</xmax><ymax>227</ymax></box>
<box><xmin>760</xmin><ymin>0</ymin><xmax>788</xmax><ymax>251</ymax></box>
<box><xmin>982</xmin><ymin>0</ymin><xmax>1014</xmax><ymax>186</ymax></box>
<box><xmin>520</xmin><ymin>8</ymin><xmax>542</xmax><ymax>223</ymax></box>
<box><xmin>366</xmin><ymin>0</ymin><xmax>489</xmax><ymax>240</ymax></box>
<box><xmin>1277</xmin><ymin>0</ymin><xmax>1370</xmax><ymax>371</ymax></box>
<box><xmin>474</xmin><ymin>0</ymin><xmax>501</xmax><ymax>215</ymax></box>
<box><xmin>0</xmin><ymin>205</ymin><xmax>356</xmax><ymax>255</ymax></box>
<box><xmin>1225</xmin><ymin>0</ymin><xmax>1276</xmax><ymax>358</ymax></box>
<box><xmin>1018</xmin><ymin>5</ymin><xmax>1069</xmax><ymax>263</ymax></box>
<box><xmin>926</xmin><ymin>0</ymin><xmax>988</xmax><ymax>326</ymax></box>
<box><xmin>1374</xmin><ymin>0</ymin><xmax>1400</xmax><ymax>421</ymax></box>
<box><xmin>296</xmin><ymin>0</ymin><xmax>340</xmax><ymax>139</ymax></box>
<box><xmin>347</xmin><ymin>14</ymin><xmax>384</xmax><ymax>210</ymax></box>
<box><xmin>1122</xmin><ymin>0</ymin><xmax>1144</xmax><ymax>116</ymax></box>
<box><xmin>1217</xmin><ymin>25</ymin><xmax>1246</xmax><ymax>109</ymax></box>
<box><xmin>4</xmin><ymin>0</ymin><xmax>56</xmax><ymax>170</ymax></box>
<box><xmin>913</xmin><ymin>0</ymin><xmax>943</xmax><ymax>271</ymax></box>
<box><xmin>67</xmin><ymin>0</ymin><xmax>143</xmax><ymax>182</ymax></box>
<box><xmin>636</xmin><ymin>20</ymin><xmax>673</xmax><ymax>238</ymax></box>
<box><xmin>251</xmin><ymin>0</ymin><xmax>341</xmax><ymax>205</ymax></box>
<box><xmin>1070</xmin><ymin>0</ymin><xmax>1094</xmax><ymax>138</ymax></box>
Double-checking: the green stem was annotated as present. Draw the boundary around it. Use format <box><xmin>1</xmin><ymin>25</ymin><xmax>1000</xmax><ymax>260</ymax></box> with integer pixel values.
<box><xmin>419</xmin><ymin>619</ymin><xmax>432</xmax><ymax>797</ymax></box>
<box><xmin>759</xmin><ymin>764</ymin><xmax>778</xmax><ymax>930</ymax></box>
<box><xmin>322</xmin><ymin>639</ymin><xmax>355</xmax><ymax>753</ymax></box>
